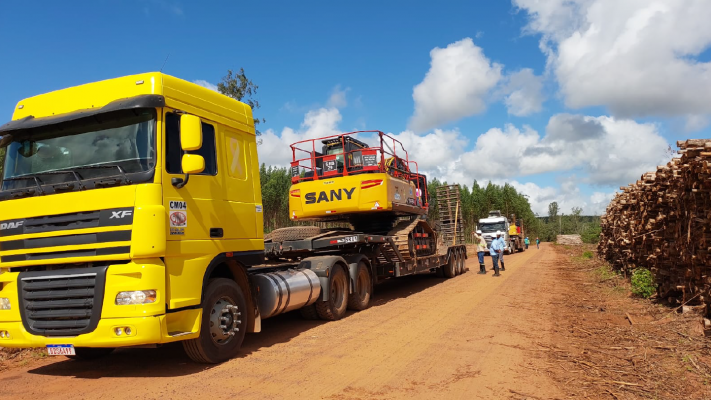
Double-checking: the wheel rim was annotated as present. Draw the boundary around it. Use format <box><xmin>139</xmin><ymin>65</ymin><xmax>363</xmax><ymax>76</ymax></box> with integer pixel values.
<box><xmin>209</xmin><ymin>296</ymin><xmax>241</xmax><ymax>345</ymax></box>
<box><xmin>356</xmin><ymin>267</ymin><xmax>369</xmax><ymax>301</ymax></box>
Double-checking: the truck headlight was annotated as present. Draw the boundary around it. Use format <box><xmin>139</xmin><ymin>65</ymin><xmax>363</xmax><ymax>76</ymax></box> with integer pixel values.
<box><xmin>115</xmin><ymin>290</ymin><xmax>157</xmax><ymax>305</ymax></box>
<box><xmin>0</xmin><ymin>298</ymin><xmax>10</xmax><ymax>310</ymax></box>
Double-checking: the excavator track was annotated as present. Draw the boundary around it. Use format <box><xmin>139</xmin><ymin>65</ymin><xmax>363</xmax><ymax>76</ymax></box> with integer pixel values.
<box><xmin>385</xmin><ymin>218</ymin><xmax>437</xmax><ymax>261</ymax></box>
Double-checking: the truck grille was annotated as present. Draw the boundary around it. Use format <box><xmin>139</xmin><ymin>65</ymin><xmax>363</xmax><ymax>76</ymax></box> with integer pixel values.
<box><xmin>18</xmin><ymin>266</ymin><xmax>108</xmax><ymax>337</ymax></box>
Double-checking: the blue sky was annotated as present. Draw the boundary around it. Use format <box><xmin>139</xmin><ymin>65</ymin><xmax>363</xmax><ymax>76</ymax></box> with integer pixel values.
<box><xmin>2</xmin><ymin>0</ymin><xmax>711</xmax><ymax>215</ymax></box>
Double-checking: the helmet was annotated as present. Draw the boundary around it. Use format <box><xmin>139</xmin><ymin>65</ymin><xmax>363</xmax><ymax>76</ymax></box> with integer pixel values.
<box><xmin>496</xmin><ymin>231</ymin><xmax>502</xmax><ymax>236</ymax></box>
<box><xmin>476</xmin><ymin>230</ymin><xmax>482</xmax><ymax>235</ymax></box>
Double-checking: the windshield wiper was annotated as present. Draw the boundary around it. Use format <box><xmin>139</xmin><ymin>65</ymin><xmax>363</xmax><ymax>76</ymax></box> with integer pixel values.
<box><xmin>69</xmin><ymin>165</ymin><xmax>132</xmax><ymax>187</ymax></box>
<box><xmin>3</xmin><ymin>175</ymin><xmax>46</xmax><ymax>199</ymax></box>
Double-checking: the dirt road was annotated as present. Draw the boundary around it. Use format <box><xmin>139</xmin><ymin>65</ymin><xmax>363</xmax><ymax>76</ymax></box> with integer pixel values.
<box><xmin>1</xmin><ymin>244</ymin><xmax>564</xmax><ymax>400</ymax></box>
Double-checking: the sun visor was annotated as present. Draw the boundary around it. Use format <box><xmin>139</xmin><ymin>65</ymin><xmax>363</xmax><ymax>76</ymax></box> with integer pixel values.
<box><xmin>0</xmin><ymin>94</ymin><xmax>166</xmax><ymax>135</ymax></box>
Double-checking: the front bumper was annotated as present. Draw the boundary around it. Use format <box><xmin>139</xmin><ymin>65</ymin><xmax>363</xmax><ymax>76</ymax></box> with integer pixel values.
<box><xmin>0</xmin><ymin>315</ymin><xmax>163</xmax><ymax>348</ymax></box>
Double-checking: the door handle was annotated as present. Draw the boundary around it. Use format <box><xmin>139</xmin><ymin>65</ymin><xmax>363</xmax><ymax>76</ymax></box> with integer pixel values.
<box><xmin>210</xmin><ymin>228</ymin><xmax>224</xmax><ymax>238</ymax></box>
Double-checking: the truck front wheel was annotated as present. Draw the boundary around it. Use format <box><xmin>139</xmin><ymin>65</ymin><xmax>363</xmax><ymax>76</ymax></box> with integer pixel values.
<box><xmin>183</xmin><ymin>278</ymin><xmax>248</xmax><ymax>364</ymax></box>
<box><xmin>315</xmin><ymin>264</ymin><xmax>348</xmax><ymax>321</ymax></box>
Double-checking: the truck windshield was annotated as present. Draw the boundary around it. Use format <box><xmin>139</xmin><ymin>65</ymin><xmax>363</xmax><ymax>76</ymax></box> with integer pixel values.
<box><xmin>480</xmin><ymin>222</ymin><xmax>505</xmax><ymax>233</ymax></box>
<box><xmin>1</xmin><ymin>108</ymin><xmax>156</xmax><ymax>194</ymax></box>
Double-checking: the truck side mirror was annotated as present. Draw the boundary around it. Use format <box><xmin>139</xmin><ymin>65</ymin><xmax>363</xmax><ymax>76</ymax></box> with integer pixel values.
<box><xmin>182</xmin><ymin>154</ymin><xmax>205</xmax><ymax>174</ymax></box>
<box><xmin>180</xmin><ymin>114</ymin><xmax>202</xmax><ymax>151</ymax></box>
<box><xmin>172</xmin><ymin>115</ymin><xmax>204</xmax><ymax>188</ymax></box>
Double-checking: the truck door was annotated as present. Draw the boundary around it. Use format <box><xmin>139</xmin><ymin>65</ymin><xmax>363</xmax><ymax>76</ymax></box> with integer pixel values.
<box><xmin>162</xmin><ymin>111</ymin><xmax>225</xmax><ymax>240</ymax></box>
<box><xmin>221</xmin><ymin>126</ymin><xmax>258</xmax><ymax>239</ymax></box>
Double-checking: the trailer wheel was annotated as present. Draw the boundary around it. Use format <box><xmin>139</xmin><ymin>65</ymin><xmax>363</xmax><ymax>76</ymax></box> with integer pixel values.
<box><xmin>67</xmin><ymin>347</ymin><xmax>114</xmax><ymax>360</ymax></box>
<box><xmin>443</xmin><ymin>252</ymin><xmax>456</xmax><ymax>278</ymax></box>
<box><xmin>299</xmin><ymin>304</ymin><xmax>320</xmax><ymax>320</ymax></box>
<box><xmin>454</xmin><ymin>251</ymin><xmax>462</xmax><ymax>276</ymax></box>
<box><xmin>315</xmin><ymin>264</ymin><xmax>349</xmax><ymax>321</ymax></box>
<box><xmin>269</xmin><ymin>226</ymin><xmax>323</xmax><ymax>242</ymax></box>
<box><xmin>458</xmin><ymin>249</ymin><xmax>467</xmax><ymax>274</ymax></box>
<box><xmin>347</xmin><ymin>261</ymin><xmax>372</xmax><ymax>311</ymax></box>
<box><xmin>183</xmin><ymin>278</ymin><xmax>247</xmax><ymax>364</ymax></box>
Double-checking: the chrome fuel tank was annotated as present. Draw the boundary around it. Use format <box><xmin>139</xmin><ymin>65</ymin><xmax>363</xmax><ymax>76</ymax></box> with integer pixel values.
<box><xmin>252</xmin><ymin>269</ymin><xmax>322</xmax><ymax>319</ymax></box>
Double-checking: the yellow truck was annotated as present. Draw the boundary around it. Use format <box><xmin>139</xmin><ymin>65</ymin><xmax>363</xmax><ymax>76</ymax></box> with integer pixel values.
<box><xmin>0</xmin><ymin>73</ymin><xmax>466</xmax><ymax>364</ymax></box>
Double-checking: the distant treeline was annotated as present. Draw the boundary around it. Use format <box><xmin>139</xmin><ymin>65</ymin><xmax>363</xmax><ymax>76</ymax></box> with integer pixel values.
<box><xmin>534</xmin><ymin>202</ymin><xmax>602</xmax><ymax>243</ymax></box>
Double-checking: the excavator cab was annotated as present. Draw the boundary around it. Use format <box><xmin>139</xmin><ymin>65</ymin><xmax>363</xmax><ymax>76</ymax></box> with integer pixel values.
<box><xmin>302</xmin><ymin>135</ymin><xmax>372</xmax><ymax>179</ymax></box>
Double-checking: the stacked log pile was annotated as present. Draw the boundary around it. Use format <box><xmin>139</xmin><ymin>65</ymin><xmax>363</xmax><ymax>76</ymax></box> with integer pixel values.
<box><xmin>557</xmin><ymin>235</ymin><xmax>583</xmax><ymax>245</ymax></box>
<box><xmin>598</xmin><ymin>139</ymin><xmax>711</xmax><ymax>309</ymax></box>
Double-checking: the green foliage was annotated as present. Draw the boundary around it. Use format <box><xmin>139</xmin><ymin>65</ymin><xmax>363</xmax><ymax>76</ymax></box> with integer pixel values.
<box><xmin>581</xmin><ymin>224</ymin><xmax>602</xmax><ymax>243</ymax></box>
<box><xmin>582</xmin><ymin>251</ymin><xmax>593</xmax><ymax>259</ymax></box>
<box><xmin>631</xmin><ymin>268</ymin><xmax>656</xmax><ymax>298</ymax></box>
<box><xmin>595</xmin><ymin>265</ymin><xmax>618</xmax><ymax>281</ymax></box>
<box><xmin>259</xmin><ymin>164</ymin><xmax>294</xmax><ymax>233</ymax></box>
<box><xmin>217</xmin><ymin>68</ymin><xmax>265</xmax><ymax>135</ymax></box>
<box><xmin>548</xmin><ymin>202</ymin><xmax>559</xmax><ymax>219</ymax></box>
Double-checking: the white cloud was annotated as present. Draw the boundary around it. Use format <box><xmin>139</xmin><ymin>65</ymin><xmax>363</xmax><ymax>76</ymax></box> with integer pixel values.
<box><xmin>501</xmin><ymin>68</ymin><xmax>545</xmax><ymax>116</ymax></box>
<box><xmin>327</xmin><ymin>85</ymin><xmax>350</xmax><ymax>108</ymax></box>
<box><xmin>515</xmin><ymin>0</ymin><xmax>711</xmax><ymax>118</ymax></box>
<box><xmin>509</xmin><ymin>180</ymin><xmax>614</xmax><ymax>216</ymax></box>
<box><xmin>258</xmin><ymin>107</ymin><xmax>342</xmax><ymax>168</ymax></box>
<box><xmin>409</xmin><ymin>38</ymin><xmax>503</xmax><ymax>132</ymax></box>
<box><xmin>193</xmin><ymin>80</ymin><xmax>219</xmax><ymax>92</ymax></box>
<box><xmin>446</xmin><ymin>114</ymin><xmax>669</xmax><ymax>187</ymax></box>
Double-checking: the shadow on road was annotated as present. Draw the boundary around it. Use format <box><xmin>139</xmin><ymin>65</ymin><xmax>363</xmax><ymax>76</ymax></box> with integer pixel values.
<box><xmin>27</xmin><ymin>273</ymin><xmax>448</xmax><ymax>379</ymax></box>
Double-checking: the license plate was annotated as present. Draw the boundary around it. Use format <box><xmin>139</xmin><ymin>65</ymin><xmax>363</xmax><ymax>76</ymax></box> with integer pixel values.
<box><xmin>47</xmin><ymin>344</ymin><xmax>75</xmax><ymax>356</ymax></box>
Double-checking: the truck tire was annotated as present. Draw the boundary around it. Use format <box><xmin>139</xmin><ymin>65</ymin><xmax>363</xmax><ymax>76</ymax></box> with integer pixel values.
<box><xmin>347</xmin><ymin>261</ymin><xmax>372</xmax><ymax>311</ymax></box>
<box><xmin>454</xmin><ymin>252</ymin><xmax>462</xmax><ymax>276</ymax></box>
<box><xmin>458</xmin><ymin>249</ymin><xmax>467</xmax><ymax>274</ymax></box>
<box><xmin>315</xmin><ymin>264</ymin><xmax>349</xmax><ymax>320</ymax></box>
<box><xmin>67</xmin><ymin>347</ymin><xmax>114</xmax><ymax>360</ymax></box>
<box><xmin>183</xmin><ymin>278</ymin><xmax>247</xmax><ymax>364</ymax></box>
<box><xmin>443</xmin><ymin>252</ymin><xmax>456</xmax><ymax>278</ymax></box>
<box><xmin>299</xmin><ymin>304</ymin><xmax>320</xmax><ymax>320</ymax></box>
<box><xmin>269</xmin><ymin>226</ymin><xmax>323</xmax><ymax>242</ymax></box>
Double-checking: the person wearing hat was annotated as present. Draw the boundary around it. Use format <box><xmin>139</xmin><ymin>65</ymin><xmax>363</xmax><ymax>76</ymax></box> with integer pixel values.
<box><xmin>473</xmin><ymin>229</ymin><xmax>488</xmax><ymax>274</ymax></box>
<box><xmin>489</xmin><ymin>231</ymin><xmax>504</xmax><ymax>276</ymax></box>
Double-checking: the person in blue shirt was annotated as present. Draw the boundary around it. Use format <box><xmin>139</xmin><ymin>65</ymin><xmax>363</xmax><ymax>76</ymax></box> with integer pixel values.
<box><xmin>524</xmin><ymin>236</ymin><xmax>530</xmax><ymax>250</ymax></box>
<box><xmin>489</xmin><ymin>231</ymin><xmax>504</xmax><ymax>277</ymax></box>
<box><xmin>494</xmin><ymin>233</ymin><xmax>507</xmax><ymax>272</ymax></box>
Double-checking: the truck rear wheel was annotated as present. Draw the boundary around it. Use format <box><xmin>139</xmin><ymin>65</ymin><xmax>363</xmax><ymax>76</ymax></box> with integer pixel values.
<box><xmin>183</xmin><ymin>278</ymin><xmax>247</xmax><ymax>364</ymax></box>
<box><xmin>347</xmin><ymin>261</ymin><xmax>372</xmax><ymax>311</ymax></box>
<box><xmin>315</xmin><ymin>264</ymin><xmax>348</xmax><ymax>320</ymax></box>
<box><xmin>67</xmin><ymin>347</ymin><xmax>114</xmax><ymax>360</ymax></box>
<box><xmin>443</xmin><ymin>252</ymin><xmax>456</xmax><ymax>278</ymax></box>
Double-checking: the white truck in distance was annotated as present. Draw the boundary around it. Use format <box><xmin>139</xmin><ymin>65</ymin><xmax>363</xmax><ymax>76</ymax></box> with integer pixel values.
<box><xmin>477</xmin><ymin>210</ymin><xmax>513</xmax><ymax>255</ymax></box>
